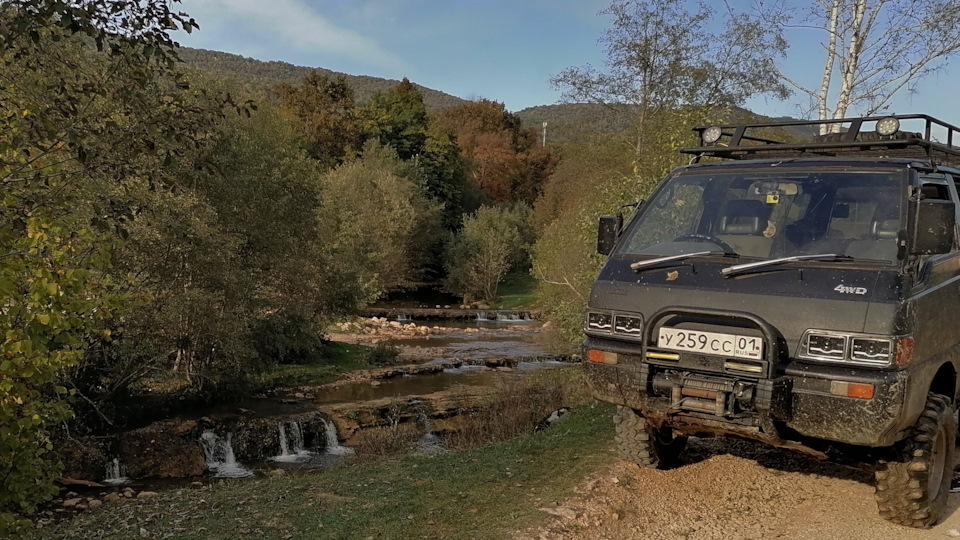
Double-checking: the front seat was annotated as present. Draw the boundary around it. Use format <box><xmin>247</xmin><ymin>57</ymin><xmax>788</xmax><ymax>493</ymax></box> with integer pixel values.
<box><xmin>715</xmin><ymin>200</ymin><xmax>772</xmax><ymax>257</ymax></box>
<box><xmin>845</xmin><ymin>203</ymin><xmax>901</xmax><ymax>261</ymax></box>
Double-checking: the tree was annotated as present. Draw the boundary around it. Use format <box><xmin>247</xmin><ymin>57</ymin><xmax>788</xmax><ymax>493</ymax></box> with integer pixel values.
<box><xmin>360</xmin><ymin>78</ymin><xmax>429</xmax><ymax>160</ymax></box>
<box><xmin>757</xmin><ymin>0</ymin><xmax>960</xmax><ymax>130</ymax></box>
<box><xmin>552</xmin><ymin>0</ymin><xmax>789</xmax><ymax>156</ymax></box>
<box><xmin>445</xmin><ymin>204</ymin><xmax>533</xmax><ymax>302</ymax></box>
<box><xmin>274</xmin><ymin>72</ymin><xmax>362</xmax><ymax>168</ymax></box>
<box><xmin>0</xmin><ymin>0</ymin><xmax>211</xmax><ymax>532</ymax></box>
<box><xmin>432</xmin><ymin>100</ymin><xmax>557</xmax><ymax>204</ymax></box>
<box><xmin>318</xmin><ymin>141</ymin><xmax>443</xmax><ymax>300</ymax></box>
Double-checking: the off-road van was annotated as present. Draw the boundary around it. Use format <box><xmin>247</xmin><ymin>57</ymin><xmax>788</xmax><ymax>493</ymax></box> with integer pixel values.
<box><xmin>584</xmin><ymin>114</ymin><xmax>960</xmax><ymax>527</ymax></box>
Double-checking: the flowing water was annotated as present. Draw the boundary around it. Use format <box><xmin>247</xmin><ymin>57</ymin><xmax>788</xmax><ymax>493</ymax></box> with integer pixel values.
<box><xmin>271</xmin><ymin>421</ymin><xmax>315</xmax><ymax>463</ymax></box>
<box><xmin>199</xmin><ymin>430</ymin><xmax>254</xmax><ymax>478</ymax></box>
<box><xmin>103</xmin><ymin>458</ymin><xmax>130</xmax><ymax>485</ymax></box>
<box><xmin>322</xmin><ymin>416</ymin><xmax>355</xmax><ymax>455</ymax></box>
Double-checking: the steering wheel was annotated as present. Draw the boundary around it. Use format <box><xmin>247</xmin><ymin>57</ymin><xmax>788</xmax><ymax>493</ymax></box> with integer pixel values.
<box><xmin>673</xmin><ymin>233</ymin><xmax>737</xmax><ymax>255</ymax></box>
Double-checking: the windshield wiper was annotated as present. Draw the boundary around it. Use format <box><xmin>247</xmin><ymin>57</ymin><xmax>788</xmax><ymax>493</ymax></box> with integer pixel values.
<box><xmin>721</xmin><ymin>253</ymin><xmax>854</xmax><ymax>278</ymax></box>
<box><xmin>631</xmin><ymin>250</ymin><xmax>738</xmax><ymax>272</ymax></box>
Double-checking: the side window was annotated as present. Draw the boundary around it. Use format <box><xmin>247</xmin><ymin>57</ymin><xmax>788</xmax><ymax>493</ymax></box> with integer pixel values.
<box><xmin>920</xmin><ymin>175</ymin><xmax>958</xmax><ymax>253</ymax></box>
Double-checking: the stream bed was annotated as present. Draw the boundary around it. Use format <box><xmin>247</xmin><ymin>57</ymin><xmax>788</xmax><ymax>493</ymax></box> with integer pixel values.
<box><xmin>62</xmin><ymin>311</ymin><xmax>574</xmax><ymax>486</ymax></box>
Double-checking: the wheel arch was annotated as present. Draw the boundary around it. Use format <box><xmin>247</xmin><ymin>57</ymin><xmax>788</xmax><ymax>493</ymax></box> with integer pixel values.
<box><xmin>928</xmin><ymin>362</ymin><xmax>957</xmax><ymax>403</ymax></box>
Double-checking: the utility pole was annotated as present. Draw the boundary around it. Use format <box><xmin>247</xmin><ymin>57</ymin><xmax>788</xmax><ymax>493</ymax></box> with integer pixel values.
<box><xmin>542</xmin><ymin>122</ymin><xmax>547</xmax><ymax>146</ymax></box>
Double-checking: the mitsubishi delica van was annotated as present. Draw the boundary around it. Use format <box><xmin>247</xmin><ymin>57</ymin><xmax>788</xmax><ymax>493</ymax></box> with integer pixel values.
<box><xmin>583</xmin><ymin>115</ymin><xmax>960</xmax><ymax>528</ymax></box>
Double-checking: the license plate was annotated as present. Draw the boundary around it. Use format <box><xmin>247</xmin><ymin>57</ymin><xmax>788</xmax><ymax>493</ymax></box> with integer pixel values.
<box><xmin>657</xmin><ymin>328</ymin><xmax>763</xmax><ymax>360</ymax></box>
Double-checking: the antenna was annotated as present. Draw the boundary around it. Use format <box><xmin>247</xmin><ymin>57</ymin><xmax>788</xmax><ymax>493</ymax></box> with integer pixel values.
<box><xmin>542</xmin><ymin>122</ymin><xmax>548</xmax><ymax>147</ymax></box>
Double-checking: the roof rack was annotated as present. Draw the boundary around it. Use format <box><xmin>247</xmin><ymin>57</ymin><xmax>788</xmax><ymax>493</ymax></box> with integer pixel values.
<box><xmin>680</xmin><ymin>114</ymin><xmax>960</xmax><ymax>169</ymax></box>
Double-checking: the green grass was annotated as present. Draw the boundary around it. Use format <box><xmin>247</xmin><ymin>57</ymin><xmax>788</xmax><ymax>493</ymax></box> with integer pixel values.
<box><xmin>39</xmin><ymin>403</ymin><xmax>617</xmax><ymax>540</ymax></box>
<box><xmin>252</xmin><ymin>341</ymin><xmax>371</xmax><ymax>389</ymax></box>
<box><xmin>493</xmin><ymin>272</ymin><xmax>539</xmax><ymax>310</ymax></box>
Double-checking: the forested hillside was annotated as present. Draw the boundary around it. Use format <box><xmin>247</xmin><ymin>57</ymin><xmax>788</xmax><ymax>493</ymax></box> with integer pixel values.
<box><xmin>179</xmin><ymin>47</ymin><xmax>466</xmax><ymax>110</ymax></box>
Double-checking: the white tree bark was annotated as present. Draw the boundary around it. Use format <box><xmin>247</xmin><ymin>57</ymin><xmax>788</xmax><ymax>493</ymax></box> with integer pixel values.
<box><xmin>762</xmin><ymin>0</ymin><xmax>960</xmax><ymax>124</ymax></box>
<box><xmin>817</xmin><ymin>0</ymin><xmax>841</xmax><ymax>133</ymax></box>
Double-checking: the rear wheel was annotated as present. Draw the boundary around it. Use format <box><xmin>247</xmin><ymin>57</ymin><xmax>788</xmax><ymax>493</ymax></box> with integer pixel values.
<box><xmin>614</xmin><ymin>406</ymin><xmax>687</xmax><ymax>469</ymax></box>
<box><xmin>874</xmin><ymin>393</ymin><xmax>955</xmax><ymax>528</ymax></box>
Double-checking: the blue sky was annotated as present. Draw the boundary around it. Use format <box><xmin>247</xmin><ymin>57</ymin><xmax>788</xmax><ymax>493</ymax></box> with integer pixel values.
<box><xmin>176</xmin><ymin>0</ymin><xmax>960</xmax><ymax>125</ymax></box>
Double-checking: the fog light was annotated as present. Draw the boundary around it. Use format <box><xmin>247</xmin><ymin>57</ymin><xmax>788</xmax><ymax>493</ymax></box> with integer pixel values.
<box><xmin>830</xmin><ymin>380</ymin><xmax>875</xmax><ymax>399</ymax></box>
<box><xmin>702</xmin><ymin>126</ymin><xmax>723</xmax><ymax>145</ymax></box>
<box><xmin>876</xmin><ymin>116</ymin><xmax>900</xmax><ymax>137</ymax></box>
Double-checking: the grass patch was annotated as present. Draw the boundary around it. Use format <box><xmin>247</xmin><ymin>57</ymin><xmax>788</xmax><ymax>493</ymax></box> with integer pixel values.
<box><xmin>493</xmin><ymin>272</ymin><xmax>538</xmax><ymax>310</ymax></box>
<box><xmin>39</xmin><ymin>402</ymin><xmax>616</xmax><ymax>540</ymax></box>
<box><xmin>251</xmin><ymin>341</ymin><xmax>371</xmax><ymax>389</ymax></box>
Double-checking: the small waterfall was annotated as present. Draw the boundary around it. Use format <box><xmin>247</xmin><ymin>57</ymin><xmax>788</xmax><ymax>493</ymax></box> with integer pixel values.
<box><xmin>321</xmin><ymin>417</ymin><xmax>354</xmax><ymax>455</ymax></box>
<box><xmin>396</xmin><ymin>312</ymin><xmax>412</xmax><ymax>322</ymax></box>
<box><xmin>199</xmin><ymin>430</ymin><xmax>253</xmax><ymax>478</ymax></box>
<box><xmin>271</xmin><ymin>421</ymin><xmax>315</xmax><ymax>462</ymax></box>
<box><xmin>103</xmin><ymin>458</ymin><xmax>130</xmax><ymax>485</ymax></box>
<box><xmin>475</xmin><ymin>311</ymin><xmax>491</xmax><ymax>322</ymax></box>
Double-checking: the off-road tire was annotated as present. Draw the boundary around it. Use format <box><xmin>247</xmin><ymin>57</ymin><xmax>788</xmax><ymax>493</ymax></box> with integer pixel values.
<box><xmin>874</xmin><ymin>393</ymin><xmax>955</xmax><ymax>528</ymax></box>
<box><xmin>614</xmin><ymin>406</ymin><xmax>687</xmax><ymax>469</ymax></box>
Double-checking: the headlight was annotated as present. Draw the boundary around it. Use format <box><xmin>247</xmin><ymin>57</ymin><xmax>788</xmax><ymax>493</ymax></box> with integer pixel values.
<box><xmin>806</xmin><ymin>334</ymin><xmax>846</xmax><ymax>360</ymax></box>
<box><xmin>585</xmin><ymin>312</ymin><xmax>612</xmax><ymax>333</ymax></box>
<box><xmin>800</xmin><ymin>330</ymin><xmax>901</xmax><ymax>367</ymax></box>
<box><xmin>613</xmin><ymin>314</ymin><xmax>643</xmax><ymax>338</ymax></box>
<box><xmin>850</xmin><ymin>338</ymin><xmax>893</xmax><ymax>365</ymax></box>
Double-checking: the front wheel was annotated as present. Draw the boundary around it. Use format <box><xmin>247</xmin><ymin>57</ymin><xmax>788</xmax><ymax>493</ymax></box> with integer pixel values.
<box><xmin>614</xmin><ymin>406</ymin><xmax>687</xmax><ymax>469</ymax></box>
<box><xmin>874</xmin><ymin>393</ymin><xmax>956</xmax><ymax>528</ymax></box>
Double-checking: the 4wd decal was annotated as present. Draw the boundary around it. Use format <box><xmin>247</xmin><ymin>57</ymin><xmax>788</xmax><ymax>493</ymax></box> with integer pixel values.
<box><xmin>834</xmin><ymin>284</ymin><xmax>868</xmax><ymax>295</ymax></box>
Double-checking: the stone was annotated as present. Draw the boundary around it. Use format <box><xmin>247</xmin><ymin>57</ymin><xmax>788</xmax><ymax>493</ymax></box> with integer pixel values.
<box><xmin>496</xmin><ymin>367</ymin><xmax>514</xmax><ymax>372</ymax></box>
<box><xmin>62</xmin><ymin>498</ymin><xmax>82</xmax><ymax>508</ymax></box>
<box><xmin>539</xmin><ymin>507</ymin><xmax>578</xmax><ymax>520</ymax></box>
<box><xmin>370</xmin><ymin>381</ymin><xmax>382</xmax><ymax>387</ymax></box>
<box><xmin>118</xmin><ymin>420</ymin><xmax>207</xmax><ymax>478</ymax></box>
<box><xmin>946</xmin><ymin>530</ymin><xmax>960</xmax><ymax>538</ymax></box>
<box><xmin>267</xmin><ymin>469</ymin><xmax>286</xmax><ymax>477</ymax></box>
<box><xmin>102</xmin><ymin>492</ymin><xmax>121</xmax><ymax>503</ymax></box>
<box><xmin>190</xmin><ymin>482</ymin><xmax>204</xmax><ymax>489</ymax></box>
<box><xmin>294</xmin><ymin>392</ymin><xmax>305</xmax><ymax>399</ymax></box>
<box><xmin>136</xmin><ymin>491</ymin><xmax>158</xmax><ymax>499</ymax></box>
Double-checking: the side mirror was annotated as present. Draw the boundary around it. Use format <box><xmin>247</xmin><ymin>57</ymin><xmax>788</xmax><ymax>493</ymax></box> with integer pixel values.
<box><xmin>911</xmin><ymin>199</ymin><xmax>956</xmax><ymax>255</ymax></box>
<box><xmin>597</xmin><ymin>215</ymin><xmax>619</xmax><ymax>255</ymax></box>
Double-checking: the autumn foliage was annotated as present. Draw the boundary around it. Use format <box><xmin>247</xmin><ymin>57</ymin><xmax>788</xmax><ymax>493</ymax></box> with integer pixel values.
<box><xmin>433</xmin><ymin>99</ymin><xmax>557</xmax><ymax>204</ymax></box>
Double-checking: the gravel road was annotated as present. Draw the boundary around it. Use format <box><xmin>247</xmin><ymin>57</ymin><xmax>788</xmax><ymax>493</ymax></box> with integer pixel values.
<box><xmin>519</xmin><ymin>437</ymin><xmax>960</xmax><ymax>540</ymax></box>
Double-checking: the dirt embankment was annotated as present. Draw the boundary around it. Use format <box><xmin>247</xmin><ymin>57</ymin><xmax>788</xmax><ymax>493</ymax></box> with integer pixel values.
<box><xmin>519</xmin><ymin>437</ymin><xmax>960</xmax><ymax>540</ymax></box>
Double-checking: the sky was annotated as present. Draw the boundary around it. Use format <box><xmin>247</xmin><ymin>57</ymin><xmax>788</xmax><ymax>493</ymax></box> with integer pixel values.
<box><xmin>175</xmin><ymin>0</ymin><xmax>960</xmax><ymax>126</ymax></box>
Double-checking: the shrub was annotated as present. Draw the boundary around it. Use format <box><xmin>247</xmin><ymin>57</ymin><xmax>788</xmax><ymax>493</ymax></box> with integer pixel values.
<box><xmin>445</xmin><ymin>203</ymin><xmax>534</xmax><ymax>302</ymax></box>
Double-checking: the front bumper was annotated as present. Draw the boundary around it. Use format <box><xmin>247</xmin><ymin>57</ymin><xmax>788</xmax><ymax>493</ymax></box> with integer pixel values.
<box><xmin>584</xmin><ymin>340</ymin><xmax>908</xmax><ymax>448</ymax></box>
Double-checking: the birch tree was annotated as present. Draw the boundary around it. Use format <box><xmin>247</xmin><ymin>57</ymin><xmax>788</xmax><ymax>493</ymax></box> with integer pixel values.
<box><xmin>760</xmin><ymin>0</ymin><xmax>960</xmax><ymax>132</ymax></box>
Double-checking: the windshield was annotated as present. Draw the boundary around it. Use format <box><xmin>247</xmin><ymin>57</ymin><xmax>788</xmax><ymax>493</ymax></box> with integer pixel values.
<box><xmin>618</xmin><ymin>170</ymin><xmax>904</xmax><ymax>263</ymax></box>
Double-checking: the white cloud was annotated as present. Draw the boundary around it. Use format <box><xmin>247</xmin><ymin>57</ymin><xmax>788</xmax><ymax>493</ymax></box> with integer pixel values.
<box><xmin>190</xmin><ymin>0</ymin><xmax>404</xmax><ymax>69</ymax></box>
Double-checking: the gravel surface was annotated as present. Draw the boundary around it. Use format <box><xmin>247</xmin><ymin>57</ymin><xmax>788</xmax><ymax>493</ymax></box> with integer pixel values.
<box><xmin>518</xmin><ymin>437</ymin><xmax>960</xmax><ymax>540</ymax></box>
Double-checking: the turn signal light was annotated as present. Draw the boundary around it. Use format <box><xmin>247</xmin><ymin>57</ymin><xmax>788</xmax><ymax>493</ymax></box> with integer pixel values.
<box><xmin>587</xmin><ymin>349</ymin><xmax>618</xmax><ymax>364</ymax></box>
<box><xmin>830</xmin><ymin>380</ymin><xmax>875</xmax><ymax>399</ymax></box>
<box><xmin>896</xmin><ymin>337</ymin><xmax>914</xmax><ymax>366</ymax></box>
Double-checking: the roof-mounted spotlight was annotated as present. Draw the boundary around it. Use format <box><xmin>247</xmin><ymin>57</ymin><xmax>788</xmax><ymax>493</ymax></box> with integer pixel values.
<box><xmin>702</xmin><ymin>126</ymin><xmax>723</xmax><ymax>145</ymax></box>
<box><xmin>876</xmin><ymin>116</ymin><xmax>900</xmax><ymax>137</ymax></box>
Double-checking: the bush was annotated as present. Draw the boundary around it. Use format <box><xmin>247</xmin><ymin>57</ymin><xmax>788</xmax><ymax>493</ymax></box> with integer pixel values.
<box><xmin>445</xmin><ymin>366</ymin><xmax>590</xmax><ymax>449</ymax></box>
<box><xmin>252</xmin><ymin>311</ymin><xmax>327</xmax><ymax>366</ymax></box>
<box><xmin>365</xmin><ymin>341</ymin><xmax>402</xmax><ymax>366</ymax></box>
<box><xmin>444</xmin><ymin>203</ymin><xmax>534</xmax><ymax>302</ymax></box>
